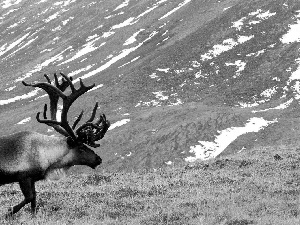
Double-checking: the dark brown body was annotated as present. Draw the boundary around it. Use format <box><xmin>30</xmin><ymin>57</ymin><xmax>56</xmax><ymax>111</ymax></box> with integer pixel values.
<box><xmin>0</xmin><ymin>131</ymin><xmax>102</xmax><ymax>215</ymax></box>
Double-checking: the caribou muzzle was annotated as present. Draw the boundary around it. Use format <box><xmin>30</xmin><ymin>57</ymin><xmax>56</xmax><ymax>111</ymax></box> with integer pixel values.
<box><xmin>91</xmin><ymin>155</ymin><xmax>102</xmax><ymax>169</ymax></box>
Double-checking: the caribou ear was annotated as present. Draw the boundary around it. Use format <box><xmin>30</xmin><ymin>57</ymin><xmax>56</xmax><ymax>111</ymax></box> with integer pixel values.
<box><xmin>67</xmin><ymin>137</ymin><xmax>77</xmax><ymax>148</ymax></box>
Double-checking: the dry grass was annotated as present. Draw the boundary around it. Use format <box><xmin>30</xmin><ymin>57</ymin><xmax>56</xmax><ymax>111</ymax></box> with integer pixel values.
<box><xmin>1</xmin><ymin>145</ymin><xmax>300</xmax><ymax>224</ymax></box>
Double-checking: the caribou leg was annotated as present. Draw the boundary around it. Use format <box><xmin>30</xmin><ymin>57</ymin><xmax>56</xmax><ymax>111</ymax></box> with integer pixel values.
<box><xmin>6</xmin><ymin>178</ymin><xmax>36</xmax><ymax>217</ymax></box>
<box><xmin>30</xmin><ymin>180</ymin><xmax>37</xmax><ymax>214</ymax></box>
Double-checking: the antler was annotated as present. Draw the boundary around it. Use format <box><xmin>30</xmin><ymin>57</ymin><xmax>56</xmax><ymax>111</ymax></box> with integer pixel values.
<box><xmin>74</xmin><ymin>103</ymin><xmax>111</xmax><ymax>147</ymax></box>
<box><xmin>23</xmin><ymin>73</ymin><xmax>73</xmax><ymax>137</ymax></box>
<box><xmin>23</xmin><ymin>73</ymin><xmax>110</xmax><ymax>147</ymax></box>
<box><xmin>22</xmin><ymin>73</ymin><xmax>94</xmax><ymax>141</ymax></box>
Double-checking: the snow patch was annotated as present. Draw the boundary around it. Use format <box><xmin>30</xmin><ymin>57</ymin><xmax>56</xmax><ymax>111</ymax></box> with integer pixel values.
<box><xmin>246</xmin><ymin>49</ymin><xmax>265</xmax><ymax>57</ymax></box>
<box><xmin>105</xmin><ymin>11</ymin><xmax>124</xmax><ymax>19</ymax></box>
<box><xmin>238</xmin><ymin>102</ymin><xmax>259</xmax><ymax>108</ymax></box>
<box><xmin>118</xmin><ymin>56</ymin><xmax>140</xmax><ymax>68</ymax></box>
<box><xmin>225</xmin><ymin>60</ymin><xmax>246</xmax><ymax>77</ymax></box>
<box><xmin>153</xmin><ymin>91</ymin><xmax>169</xmax><ymax>101</ymax></box>
<box><xmin>15</xmin><ymin>47</ymin><xmax>72</xmax><ymax>82</ymax></box>
<box><xmin>256</xmin><ymin>10</ymin><xmax>276</xmax><ymax>20</ymax></box>
<box><xmin>79</xmin><ymin>31</ymin><xmax>158</xmax><ymax>81</ymax></box>
<box><xmin>157</xmin><ymin>68</ymin><xmax>170</xmax><ymax>73</ymax></box>
<box><xmin>112</xmin><ymin>0</ymin><xmax>168</xmax><ymax>29</ymax></box>
<box><xmin>109</xmin><ymin>119</ymin><xmax>130</xmax><ymax>130</ymax></box>
<box><xmin>185</xmin><ymin>117</ymin><xmax>277</xmax><ymax>162</ymax></box>
<box><xmin>0</xmin><ymin>33</ymin><xmax>30</xmax><ymax>57</ymax></box>
<box><xmin>260</xmin><ymin>87</ymin><xmax>277</xmax><ymax>98</ymax></box>
<box><xmin>17</xmin><ymin>117</ymin><xmax>31</xmax><ymax>125</ymax></box>
<box><xmin>114</xmin><ymin>0</ymin><xmax>129</xmax><ymax>11</ymax></box>
<box><xmin>62</xmin><ymin>17</ymin><xmax>74</xmax><ymax>25</ymax></box>
<box><xmin>60</xmin><ymin>38</ymin><xmax>105</xmax><ymax>65</ymax></box>
<box><xmin>149</xmin><ymin>72</ymin><xmax>159</xmax><ymax>79</ymax></box>
<box><xmin>68</xmin><ymin>65</ymin><xmax>94</xmax><ymax>77</ymax></box>
<box><xmin>37</xmin><ymin>0</ymin><xmax>47</xmax><ymax>3</ymax></box>
<box><xmin>232</xmin><ymin>9</ymin><xmax>276</xmax><ymax>31</ymax></box>
<box><xmin>281</xmin><ymin>10</ymin><xmax>300</xmax><ymax>44</ymax></box>
<box><xmin>252</xmin><ymin>98</ymin><xmax>294</xmax><ymax>113</ymax></box>
<box><xmin>4</xmin><ymin>36</ymin><xmax>38</xmax><ymax>60</ymax></box>
<box><xmin>2</xmin><ymin>0</ymin><xmax>23</xmax><ymax>8</ymax></box>
<box><xmin>43</xmin><ymin>12</ymin><xmax>60</xmax><ymax>23</ymax></box>
<box><xmin>102</xmin><ymin>31</ymin><xmax>115</xmax><ymax>38</ymax></box>
<box><xmin>112</xmin><ymin>17</ymin><xmax>136</xmax><ymax>29</ymax></box>
<box><xmin>124</xmin><ymin>29</ymin><xmax>145</xmax><ymax>46</ymax></box>
<box><xmin>135</xmin><ymin>100</ymin><xmax>160</xmax><ymax>107</ymax></box>
<box><xmin>5</xmin><ymin>86</ymin><xmax>16</xmax><ymax>91</ymax></box>
<box><xmin>201</xmin><ymin>35</ymin><xmax>254</xmax><ymax>60</ymax></box>
<box><xmin>169</xmin><ymin>98</ymin><xmax>183</xmax><ymax>106</ymax></box>
<box><xmin>232</xmin><ymin>17</ymin><xmax>246</xmax><ymax>31</ymax></box>
<box><xmin>223</xmin><ymin>6</ymin><xmax>231</xmax><ymax>11</ymax></box>
<box><xmin>0</xmin><ymin>89</ymin><xmax>39</xmax><ymax>105</ymax></box>
<box><xmin>191</xmin><ymin>60</ymin><xmax>201</xmax><ymax>68</ymax></box>
<box><xmin>287</xmin><ymin>58</ymin><xmax>300</xmax><ymax>99</ymax></box>
<box><xmin>159</xmin><ymin>0</ymin><xmax>192</xmax><ymax>20</ymax></box>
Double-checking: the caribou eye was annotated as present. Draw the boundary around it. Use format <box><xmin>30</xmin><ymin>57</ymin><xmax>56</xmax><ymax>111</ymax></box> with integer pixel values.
<box><xmin>79</xmin><ymin>148</ymin><xmax>85</xmax><ymax>153</ymax></box>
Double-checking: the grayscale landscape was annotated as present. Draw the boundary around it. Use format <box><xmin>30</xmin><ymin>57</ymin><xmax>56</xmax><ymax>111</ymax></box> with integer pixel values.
<box><xmin>1</xmin><ymin>0</ymin><xmax>300</xmax><ymax>224</ymax></box>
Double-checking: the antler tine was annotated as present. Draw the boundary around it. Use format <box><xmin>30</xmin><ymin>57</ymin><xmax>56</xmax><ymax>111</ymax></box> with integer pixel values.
<box><xmin>36</xmin><ymin>111</ymin><xmax>70</xmax><ymax>137</ymax></box>
<box><xmin>72</xmin><ymin>102</ymin><xmax>98</xmax><ymax>130</ymax></box>
<box><xmin>60</xmin><ymin>72</ymin><xmax>75</xmax><ymax>93</ymax></box>
<box><xmin>35</xmin><ymin>102</ymin><xmax>70</xmax><ymax>137</ymax></box>
<box><xmin>54</xmin><ymin>73</ymin><xmax>59</xmax><ymax>87</ymax></box>
<box><xmin>43</xmin><ymin>104</ymin><xmax>48</xmax><ymax>119</ymax></box>
<box><xmin>95</xmin><ymin>114</ymin><xmax>106</xmax><ymax>125</ymax></box>
<box><xmin>80</xmin><ymin>78</ymin><xmax>95</xmax><ymax>93</ymax></box>
<box><xmin>54</xmin><ymin>73</ymin><xmax>73</xmax><ymax>92</ymax></box>
<box><xmin>42</xmin><ymin>101</ymin><xmax>74</xmax><ymax>138</ymax></box>
<box><xmin>72</xmin><ymin>110</ymin><xmax>84</xmax><ymax>130</ymax></box>
<box><xmin>88</xmin><ymin>142</ymin><xmax>100</xmax><ymax>148</ymax></box>
<box><xmin>87</xmin><ymin>102</ymin><xmax>98</xmax><ymax>123</ymax></box>
<box><xmin>44</xmin><ymin>74</ymin><xmax>51</xmax><ymax>84</ymax></box>
<box><xmin>74</xmin><ymin>103</ymin><xmax>101</xmax><ymax>134</ymax></box>
<box><xmin>22</xmin><ymin>80</ymin><xmax>66</xmax><ymax>99</ymax></box>
<box><xmin>60</xmin><ymin>80</ymin><xmax>95</xmax><ymax>130</ymax></box>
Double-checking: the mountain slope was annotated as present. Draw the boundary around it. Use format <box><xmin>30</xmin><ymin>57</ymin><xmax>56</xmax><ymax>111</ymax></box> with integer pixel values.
<box><xmin>0</xmin><ymin>0</ymin><xmax>300</xmax><ymax>171</ymax></box>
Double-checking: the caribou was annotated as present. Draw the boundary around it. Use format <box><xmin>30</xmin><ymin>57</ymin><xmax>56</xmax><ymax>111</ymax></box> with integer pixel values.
<box><xmin>0</xmin><ymin>73</ymin><xmax>110</xmax><ymax>216</ymax></box>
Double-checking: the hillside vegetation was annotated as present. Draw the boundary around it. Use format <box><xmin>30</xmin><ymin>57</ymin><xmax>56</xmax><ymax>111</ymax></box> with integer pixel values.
<box><xmin>1</xmin><ymin>144</ymin><xmax>300</xmax><ymax>225</ymax></box>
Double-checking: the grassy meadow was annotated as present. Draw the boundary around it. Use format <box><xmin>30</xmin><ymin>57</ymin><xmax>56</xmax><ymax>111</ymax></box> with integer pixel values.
<box><xmin>1</xmin><ymin>145</ymin><xmax>300</xmax><ymax>225</ymax></box>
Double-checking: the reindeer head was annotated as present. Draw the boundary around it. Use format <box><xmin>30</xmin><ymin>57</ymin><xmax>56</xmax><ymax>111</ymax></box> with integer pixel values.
<box><xmin>23</xmin><ymin>73</ymin><xmax>110</xmax><ymax>166</ymax></box>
